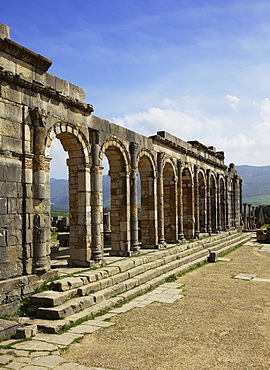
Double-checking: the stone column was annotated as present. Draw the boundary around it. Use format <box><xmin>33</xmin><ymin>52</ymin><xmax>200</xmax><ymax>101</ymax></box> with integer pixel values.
<box><xmin>90</xmin><ymin>131</ymin><xmax>104</xmax><ymax>263</ymax></box>
<box><xmin>177</xmin><ymin>160</ymin><xmax>185</xmax><ymax>241</ymax></box>
<box><xmin>216</xmin><ymin>174</ymin><xmax>221</xmax><ymax>232</ymax></box>
<box><xmin>194</xmin><ymin>165</ymin><xmax>200</xmax><ymax>238</ymax></box>
<box><xmin>206</xmin><ymin>170</ymin><xmax>212</xmax><ymax>234</ymax></box>
<box><xmin>157</xmin><ymin>152</ymin><xmax>166</xmax><ymax>247</ymax></box>
<box><xmin>235</xmin><ymin>176</ymin><xmax>242</xmax><ymax>229</ymax></box>
<box><xmin>239</xmin><ymin>178</ymin><xmax>243</xmax><ymax>228</ymax></box>
<box><xmin>243</xmin><ymin>203</ymin><xmax>247</xmax><ymax>229</ymax></box>
<box><xmin>252</xmin><ymin>206</ymin><xmax>256</xmax><ymax>229</ymax></box>
<box><xmin>129</xmin><ymin>142</ymin><xmax>140</xmax><ymax>253</ymax></box>
<box><xmin>225</xmin><ymin>176</ymin><xmax>230</xmax><ymax>230</ymax></box>
<box><xmin>248</xmin><ymin>204</ymin><xmax>252</xmax><ymax>229</ymax></box>
<box><xmin>29</xmin><ymin>108</ymin><xmax>51</xmax><ymax>274</ymax></box>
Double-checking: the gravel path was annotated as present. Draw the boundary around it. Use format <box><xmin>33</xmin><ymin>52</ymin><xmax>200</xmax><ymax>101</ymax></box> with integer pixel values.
<box><xmin>64</xmin><ymin>240</ymin><xmax>270</xmax><ymax>369</ymax></box>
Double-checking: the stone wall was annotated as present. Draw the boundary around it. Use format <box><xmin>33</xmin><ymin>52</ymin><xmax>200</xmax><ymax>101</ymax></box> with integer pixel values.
<box><xmin>0</xmin><ymin>23</ymin><xmax>242</xmax><ymax>313</ymax></box>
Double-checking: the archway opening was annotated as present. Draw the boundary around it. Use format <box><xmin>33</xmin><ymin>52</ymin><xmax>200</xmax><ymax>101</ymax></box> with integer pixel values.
<box><xmin>46</xmin><ymin>128</ymin><xmax>91</xmax><ymax>268</ymax></box>
<box><xmin>182</xmin><ymin>168</ymin><xmax>194</xmax><ymax>239</ymax></box>
<box><xmin>230</xmin><ymin>179</ymin><xmax>236</xmax><ymax>228</ymax></box>
<box><xmin>163</xmin><ymin>162</ymin><xmax>177</xmax><ymax>243</ymax></box>
<box><xmin>138</xmin><ymin>155</ymin><xmax>157</xmax><ymax>248</ymax></box>
<box><xmin>198</xmin><ymin>172</ymin><xmax>206</xmax><ymax>233</ymax></box>
<box><xmin>102</xmin><ymin>155</ymin><xmax>111</xmax><ymax>254</ymax></box>
<box><xmin>49</xmin><ymin>138</ymin><xmax>69</xmax><ymax>268</ymax></box>
<box><xmin>219</xmin><ymin>178</ymin><xmax>226</xmax><ymax>230</ymax></box>
<box><xmin>104</xmin><ymin>145</ymin><xmax>129</xmax><ymax>256</ymax></box>
<box><xmin>210</xmin><ymin>175</ymin><xmax>217</xmax><ymax>232</ymax></box>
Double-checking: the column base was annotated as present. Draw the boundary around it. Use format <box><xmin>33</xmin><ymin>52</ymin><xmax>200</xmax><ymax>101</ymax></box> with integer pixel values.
<box><xmin>109</xmin><ymin>249</ymin><xmax>138</xmax><ymax>257</ymax></box>
<box><xmin>141</xmin><ymin>244</ymin><xmax>163</xmax><ymax>249</ymax></box>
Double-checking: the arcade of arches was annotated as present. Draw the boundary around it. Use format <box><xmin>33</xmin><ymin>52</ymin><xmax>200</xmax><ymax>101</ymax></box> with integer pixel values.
<box><xmin>0</xmin><ymin>23</ymin><xmax>242</xmax><ymax>282</ymax></box>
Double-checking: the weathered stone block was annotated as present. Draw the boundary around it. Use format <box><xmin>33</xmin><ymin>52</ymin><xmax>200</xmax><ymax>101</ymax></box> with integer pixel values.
<box><xmin>208</xmin><ymin>251</ymin><xmax>218</xmax><ymax>262</ymax></box>
<box><xmin>15</xmin><ymin>324</ymin><xmax>37</xmax><ymax>339</ymax></box>
<box><xmin>37</xmin><ymin>295</ymin><xmax>95</xmax><ymax>319</ymax></box>
<box><xmin>51</xmin><ymin>277</ymin><xmax>84</xmax><ymax>292</ymax></box>
<box><xmin>30</xmin><ymin>289</ymin><xmax>77</xmax><ymax>307</ymax></box>
<box><xmin>0</xmin><ymin>231</ymin><xmax>7</xmax><ymax>247</ymax></box>
<box><xmin>0</xmin><ymin>319</ymin><xmax>18</xmax><ymax>340</ymax></box>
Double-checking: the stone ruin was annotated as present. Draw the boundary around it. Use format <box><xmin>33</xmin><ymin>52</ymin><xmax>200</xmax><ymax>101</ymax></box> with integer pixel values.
<box><xmin>0</xmin><ymin>23</ymin><xmax>242</xmax><ymax>314</ymax></box>
<box><xmin>257</xmin><ymin>227</ymin><xmax>270</xmax><ymax>243</ymax></box>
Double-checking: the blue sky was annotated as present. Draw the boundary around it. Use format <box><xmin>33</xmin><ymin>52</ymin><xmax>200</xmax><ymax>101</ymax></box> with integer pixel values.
<box><xmin>1</xmin><ymin>0</ymin><xmax>270</xmax><ymax>178</ymax></box>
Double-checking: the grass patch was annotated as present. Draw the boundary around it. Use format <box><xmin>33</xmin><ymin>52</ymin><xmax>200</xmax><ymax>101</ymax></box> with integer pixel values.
<box><xmin>51</xmin><ymin>212</ymin><xmax>69</xmax><ymax>218</ymax></box>
<box><xmin>165</xmin><ymin>274</ymin><xmax>177</xmax><ymax>283</ymax></box>
<box><xmin>51</xmin><ymin>231</ymin><xmax>59</xmax><ymax>243</ymax></box>
<box><xmin>219</xmin><ymin>239</ymin><xmax>251</xmax><ymax>258</ymax></box>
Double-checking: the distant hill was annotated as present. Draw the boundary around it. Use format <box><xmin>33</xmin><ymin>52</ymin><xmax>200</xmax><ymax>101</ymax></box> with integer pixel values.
<box><xmin>50</xmin><ymin>175</ymin><xmax>111</xmax><ymax>212</ymax></box>
<box><xmin>50</xmin><ymin>178</ymin><xmax>69</xmax><ymax>212</ymax></box>
<box><xmin>50</xmin><ymin>165</ymin><xmax>270</xmax><ymax>211</ymax></box>
<box><xmin>236</xmin><ymin>165</ymin><xmax>270</xmax><ymax>204</ymax></box>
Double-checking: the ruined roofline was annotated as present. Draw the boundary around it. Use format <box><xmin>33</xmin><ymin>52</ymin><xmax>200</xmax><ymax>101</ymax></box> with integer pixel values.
<box><xmin>0</xmin><ymin>23</ymin><xmax>93</xmax><ymax>114</ymax></box>
<box><xmin>0</xmin><ymin>37</ymin><xmax>52</xmax><ymax>72</ymax></box>
<box><xmin>150</xmin><ymin>131</ymin><xmax>227</xmax><ymax>170</ymax></box>
<box><xmin>0</xmin><ymin>67</ymin><xmax>94</xmax><ymax>114</ymax></box>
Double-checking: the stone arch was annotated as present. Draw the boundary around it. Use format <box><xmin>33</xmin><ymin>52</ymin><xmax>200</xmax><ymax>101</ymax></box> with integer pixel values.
<box><xmin>138</xmin><ymin>150</ymin><xmax>158</xmax><ymax>248</ymax></box>
<box><xmin>45</xmin><ymin>122</ymin><xmax>92</xmax><ymax>266</ymax></box>
<box><xmin>198</xmin><ymin>170</ymin><xmax>207</xmax><ymax>233</ymax></box>
<box><xmin>163</xmin><ymin>159</ymin><xmax>178</xmax><ymax>243</ymax></box>
<box><xmin>100</xmin><ymin>137</ymin><xmax>131</xmax><ymax>256</ymax></box>
<box><xmin>100</xmin><ymin>137</ymin><xmax>130</xmax><ymax>172</ymax></box>
<box><xmin>219</xmin><ymin>176</ymin><xmax>226</xmax><ymax>230</ymax></box>
<box><xmin>45</xmin><ymin>122</ymin><xmax>90</xmax><ymax>158</ymax></box>
<box><xmin>182</xmin><ymin>167</ymin><xmax>194</xmax><ymax>239</ymax></box>
<box><xmin>209</xmin><ymin>173</ymin><xmax>217</xmax><ymax>233</ymax></box>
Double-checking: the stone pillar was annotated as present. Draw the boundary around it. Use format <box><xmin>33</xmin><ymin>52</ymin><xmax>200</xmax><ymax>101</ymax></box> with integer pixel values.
<box><xmin>157</xmin><ymin>152</ymin><xmax>166</xmax><ymax>247</ymax></box>
<box><xmin>248</xmin><ymin>204</ymin><xmax>252</xmax><ymax>229</ymax></box>
<box><xmin>68</xmin><ymin>160</ymin><xmax>92</xmax><ymax>266</ymax></box>
<box><xmin>177</xmin><ymin>160</ymin><xmax>185</xmax><ymax>241</ymax></box>
<box><xmin>194</xmin><ymin>165</ymin><xmax>200</xmax><ymax>238</ymax></box>
<box><xmin>239</xmin><ymin>178</ymin><xmax>243</xmax><ymax>228</ymax></box>
<box><xmin>225</xmin><ymin>176</ymin><xmax>230</xmax><ymax>230</ymax></box>
<box><xmin>206</xmin><ymin>170</ymin><xmax>212</xmax><ymax>234</ymax></box>
<box><xmin>129</xmin><ymin>142</ymin><xmax>140</xmax><ymax>253</ymax></box>
<box><xmin>216</xmin><ymin>174</ymin><xmax>221</xmax><ymax>232</ymax></box>
<box><xmin>90</xmin><ymin>131</ymin><xmax>104</xmax><ymax>264</ymax></box>
<box><xmin>29</xmin><ymin>108</ymin><xmax>51</xmax><ymax>274</ymax></box>
<box><xmin>252</xmin><ymin>206</ymin><xmax>256</xmax><ymax>229</ymax></box>
<box><xmin>235</xmin><ymin>176</ymin><xmax>242</xmax><ymax>229</ymax></box>
<box><xmin>243</xmin><ymin>203</ymin><xmax>247</xmax><ymax>229</ymax></box>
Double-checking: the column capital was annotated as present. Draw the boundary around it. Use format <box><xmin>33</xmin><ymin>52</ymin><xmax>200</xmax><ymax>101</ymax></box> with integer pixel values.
<box><xmin>130</xmin><ymin>142</ymin><xmax>139</xmax><ymax>155</ymax></box>
<box><xmin>157</xmin><ymin>152</ymin><xmax>166</xmax><ymax>163</ymax></box>
<box><xmin>90</xmin><ymin>130</ymin><xmax>100</xmax><ymax>145</ymax></box>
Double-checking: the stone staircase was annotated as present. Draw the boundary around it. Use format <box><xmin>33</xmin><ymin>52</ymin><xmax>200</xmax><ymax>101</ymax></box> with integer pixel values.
<box><xmin>19</xmin><ymin>231</ymin><xmax>251</xmax><ymax>333</ymax></box>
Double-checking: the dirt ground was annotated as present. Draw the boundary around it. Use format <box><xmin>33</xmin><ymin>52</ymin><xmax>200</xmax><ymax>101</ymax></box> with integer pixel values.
<box><xmin>64</xmin><ymin>240</ymin><xmax>270</xmax><ymax>369</ymax></box>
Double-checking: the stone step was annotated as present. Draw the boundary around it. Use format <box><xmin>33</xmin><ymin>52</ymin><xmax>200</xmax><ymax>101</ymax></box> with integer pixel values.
<box><xmin>26</xmin><ymin>233</ymin><xmax>250</xmax><ymax>331</ymax></box>
<box><xmin>49</xmin><ymin>230</ymin><xmax>239</xmax><ymax>291</ymax></box>
<box><xmin>36</xmin><ymin>247</ymin><xmax>209</xmax><ymax>320</ymax></box>
<box><xmin>31</xmin><ymin>243</ymin><xmax>202</xmax><ymax>308</ymax></box>
<box><xmin>19</xmin><ymin>253</ymin><xmax>210</xmax><ymax>332</ymax></box>
<box><xmin>30</xmin><ymin>289</ymin><xmax>78</xmax><ymax>307</ymax></box>
<box><xmin>34</xmin><ymin>232</ymin><xmax>251</xmax><ymax>321</ymax></box>
<box><xmin>22</xmin><ymin>232</ymin><xmax>252</xmax><ymax>332</ymax></box>
<box><xmin>30</xmin><ymin>231</ymin><xmax>249</xmax><ymax>310</ymax></box>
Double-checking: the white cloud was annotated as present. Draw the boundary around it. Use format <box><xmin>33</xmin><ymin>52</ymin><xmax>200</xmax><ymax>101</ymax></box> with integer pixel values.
<box><xmin>113</xmin><ymin>100</ymin><xmax>270</xmax><ymax>166</ymax></box>
<box><xmin>225</xmin><ymin>95</ymin><xmax>241</xmax><ymax>110</ymax></box>
<box><xmin>114</xmin><ymin>107</ymin><xmax>208</xmax><ymax>139</ymax></box>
